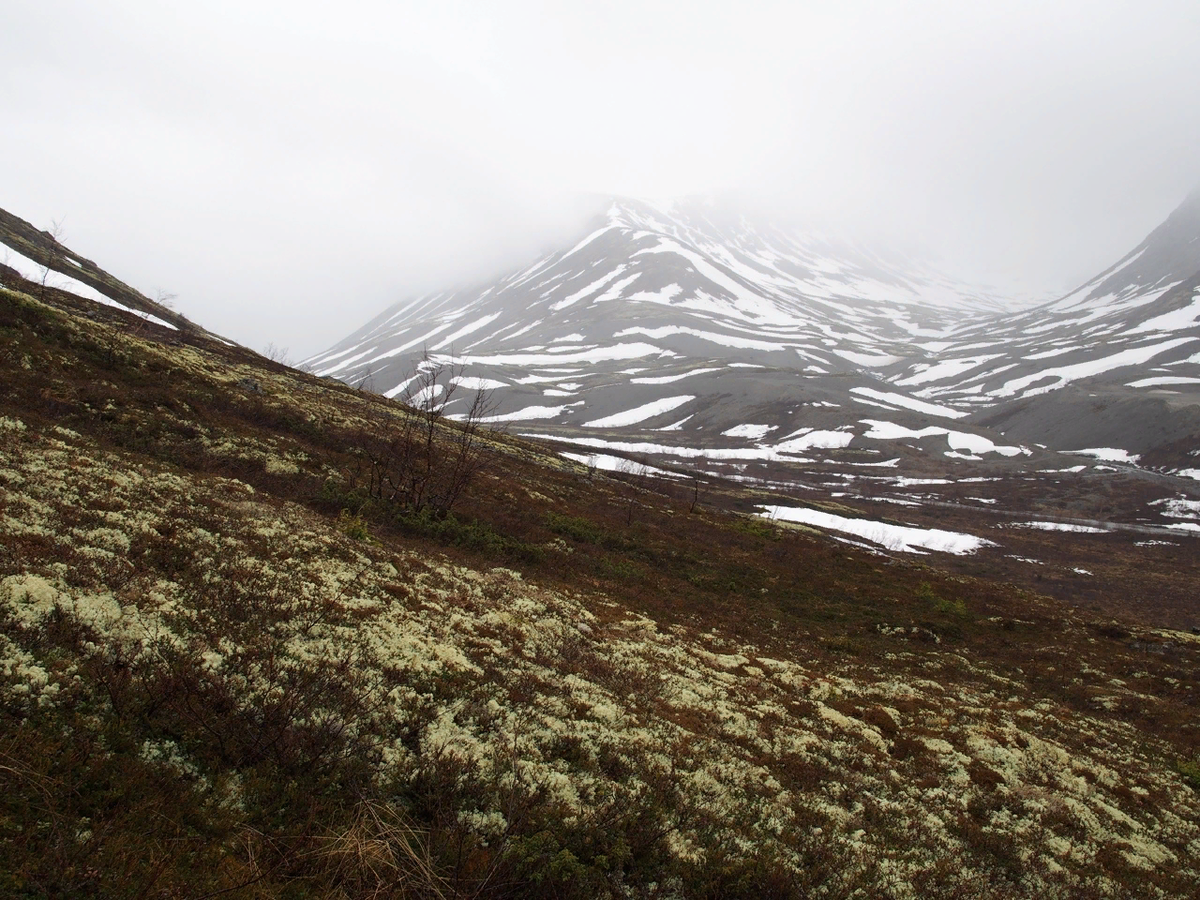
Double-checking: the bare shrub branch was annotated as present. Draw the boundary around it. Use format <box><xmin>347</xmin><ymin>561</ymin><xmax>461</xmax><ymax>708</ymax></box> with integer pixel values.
<box><xmin>350</xmin><ymin>350</ymin><xmax>497</xmax><ymax>517</ymax></box>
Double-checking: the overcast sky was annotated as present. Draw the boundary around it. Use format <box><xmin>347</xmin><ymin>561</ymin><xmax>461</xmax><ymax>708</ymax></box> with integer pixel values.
<box><xmin>4</xmin><ymin>1</ymin><xmax>1200</xmax><ymax>357</ymax></box>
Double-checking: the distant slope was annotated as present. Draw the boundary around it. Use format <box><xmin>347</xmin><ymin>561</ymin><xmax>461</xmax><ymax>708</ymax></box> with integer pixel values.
<box><xmin>305</xmin><ymin>197</ymin><xmax>1013</xmax><ymax>410</ymax></box>
<box><xmin>310</xmin><ymin>193</ymin><xmax>1200</xmax><ymax>471</ymax></box>
<box><xmin>902</xmin><ymin>189</ymin><xmax>1200</xmax><ymax>410</ymax></box>
<box><xmin>304</xmin><ymin>198</ymin><xmax>1032</xmax><ymax>463</ymax></box>
<box><xmin>0</xmin><ymin>206</ymin><xmax>216</xmax><ymax>337</ymax></box>
<box><xmin>1059</xmin><ymin>187</ymin><xmax>1200</xmax><ymax>307</ymax></box>
<box><xmin>936</xmin><ymin>193</ymin><xmax>1200</xmax><ymax>466</ymax></box>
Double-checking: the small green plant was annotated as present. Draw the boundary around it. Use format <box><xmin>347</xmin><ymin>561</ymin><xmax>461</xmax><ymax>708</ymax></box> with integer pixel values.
<box><xmin>730</xmin><ymin>515</ymin><xmax>780</xmax><ymax>541</ymax></box>
<box><xmin>336</xmin><ymin>508</ymin><xmax>373</xmax><ymax>541</ymax></box>
<box><xmin>547</xmin><ymin>513</ymin><xmax>606</xmax><ymax>545</ymax></box>
<box><xmin>391</xmin><ymin>507</ymin><xmax>545</xmax><ymax>563</ymax></box>
<box><xmin>918</xmin><ymin>581</ymin><xmax>966</xmax><ymax>617</ymax></box>
<box><xmin>1176</xmin><ymin>756</ymin><xmax>1200</xmax><ymax>791</ymax></box>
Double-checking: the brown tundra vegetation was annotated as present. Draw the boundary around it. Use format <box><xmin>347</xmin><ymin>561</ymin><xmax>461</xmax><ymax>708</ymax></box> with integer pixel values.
<box><xmin>1</xmin><ymin>251</ymin><xmax>1199</xmax><ymax>898</ymax></box>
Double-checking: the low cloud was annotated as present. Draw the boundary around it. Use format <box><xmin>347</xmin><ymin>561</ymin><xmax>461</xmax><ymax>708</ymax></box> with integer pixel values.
<box><xmin>3</xmin><ymin>1</ymin><xmax>1198</xmax><ymax>354</ymax></box>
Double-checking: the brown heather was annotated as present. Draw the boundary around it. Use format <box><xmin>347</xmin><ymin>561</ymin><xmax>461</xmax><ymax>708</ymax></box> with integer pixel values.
<box><xmin>1</xmin><ymin>276</ymin><xmax>1199</xmax><ymax>899</ymax></box>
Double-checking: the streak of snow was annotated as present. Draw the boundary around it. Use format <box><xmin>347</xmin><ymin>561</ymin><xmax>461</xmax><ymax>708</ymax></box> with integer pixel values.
<box><xmin>1150</xmin><ymin>496</ymin><xmax>1200</xmax><ymax>520</ymax></box>
<box><xmin>474</xmin><ymin>403</ymin><xmax>582</xmax><ymax>423</ymax></box>
<box><xmin>893</xmin><ymin>356</ymin><xmax>1001</xmax><ymax>387</ymax></box>
<box><xmin>1126</xmin><ymin>376</ymin><xmax>1200</xmax><ymax>388</ymax></box>
<box><xmin>760</xmin><ymin>506</ymin><xmax>994</xmax><ymax>555</ymax></box>
<box><xmin>859</xmin><ymin>420</ymin><xmax>1027</xmax><ymax>456</ymax></box>
<box><xmin>550</xmin><ymin>267</ymin><xmax>628</xmax><ymax>311</ymax></box>
<box><xmin>326</xmin><ymin>321</ymin><xmax>455</xmax><ymax>374</ymax></box>
<box><xmin>1012</xmin><ymin>522</ymin><xmax>1107</xmax><ymax>534</ymax></box>
<box><xmin>1125</xmin><ymin>288</ymin><xmax>1200</xmax><ymax>334</ymax></box>
<box><xmin>831</xmin><ymin>348</ymin><xmax>905</xmax><ymax>367</ymax></box>
<box><xmin>614</xmin><ymin>325</ymin><xmax>795</xmax><ymax>352</ymax></box>
<box><xmin>1022</xmin><ymin>346</ymin><xmax>1077</xmax><ymax>361</ymax></box>
<box><xmin>1</xmin><ymin>244</ymin><xmax>116</xmax><ymax>307</ymax></box>
<box><xmin>588</xmin><ymin>272</ymin><xmax>642</xmax><ymax>305</ymax></box>
<box><xmin>582</xmin><ymin>395</ymin><xmax>695</xmax><ymax>428</ymax></box>
<box><xmin>1064</xmin><ymin>448</ymin><xmax>1140</xmax><ymax>464</ymax></box>
<box><xmin>520</xmin><ymin>434</ymin><xmax>813</xmax><ymax>462</ymax></box>
<box><xmin>773</xmin><ymin>430</ymin><xmax>854</xmax><ymax>452</ymax></box>
<box><xmin>992</xmin><ymin>337</ymin><xmax>1198</xmax><ymax>399</ymax></box>
<box><xmin>630</xmin><ymin>367</ymin><xmax>722</xmax><ymax>384</ymax></box>
<box><xmin>409</xmin><ymin>383</ymin><xmax>443</xmax><ymax>406</ymax></box>
<box><xmin>560</xmin><ymin>452</ymin><xmax>681</xmax><ymax>478</ymax></box>
<box><xmin>850</xmin><ymin>387</ymin><xmax>967</xmax><ymax>419</ymax></box>
<box><xmin>657</xmin><ymin>416</ymin><xmax>692</xmax><ymax>431</ymax></box>
<box><xmin>625</xmin><ymin>284</ymin><xmax>684</xmax><ymax>306</ymax></box>
<box><xmin>449</xmin><ymin>376</ymin><xmax>508</xmax><ymax>391</ymax></box>
<box><xmin>430</xmin><ymin>312</ymin><xmax>503</xmax><ymax>351</ymax></box>
<box><xmin>2</xmin><ymin>242</ymin><xmax>180</xmax><ymax>329</ymax></box>
<box><xmin>722</xmin><ymin>424</ymin><xmax>776</xmax><ymax>440</ymax></box>
<box><xmin>451</xmin><ymin>343</ymin><xmax>667</xmax><ymax>367</ymax></box>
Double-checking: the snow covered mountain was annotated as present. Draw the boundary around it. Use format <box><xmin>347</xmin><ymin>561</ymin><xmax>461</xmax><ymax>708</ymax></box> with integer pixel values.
<box><xmin>306</xmin><ymin>199</ymin><xmax>1009</xmax><ymax>425</ymax></box>
<box><xmin>909</xmin><ymin>190</ymin><xmax>1200</xmax><ymax>469</ymax></box>
<box><xmin>306</xmin><ymin>194</ymin><xmax>1200</xmax><ymax>478</ymax></box>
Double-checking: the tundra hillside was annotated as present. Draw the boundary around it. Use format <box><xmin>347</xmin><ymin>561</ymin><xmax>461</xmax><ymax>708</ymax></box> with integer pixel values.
<box><xmin>1</xmin><ymin>241</ymin><xmax>1198</xmax><ymax>898</ymax></box>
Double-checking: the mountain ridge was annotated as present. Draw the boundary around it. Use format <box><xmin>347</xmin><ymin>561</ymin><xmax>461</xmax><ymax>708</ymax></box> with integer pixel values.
<box><xmin>307</xmin><ymin>193</ymin><xmax>1200</xmax><ymax>474</ymax></box>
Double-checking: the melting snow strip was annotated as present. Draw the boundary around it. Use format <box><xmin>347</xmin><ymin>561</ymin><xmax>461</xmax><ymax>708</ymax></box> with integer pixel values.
<box><xmin>759</xmin><ymin>505</ymin><xmax>994</xmax><ymax>555</ymax></box>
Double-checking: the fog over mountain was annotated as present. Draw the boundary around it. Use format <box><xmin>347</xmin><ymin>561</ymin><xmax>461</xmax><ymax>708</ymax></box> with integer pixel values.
<box><xmin>304</xmin><ymin>189</ymin><xmax>1200</xmax><ymax>471</ymax></box>
<box><xmin>4</xmin><ymin>1</ymin><xmax>1200</xmax><ymax>356</ymax></box>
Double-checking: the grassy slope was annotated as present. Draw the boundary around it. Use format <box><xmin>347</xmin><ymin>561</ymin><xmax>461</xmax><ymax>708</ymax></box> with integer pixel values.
<box><xmin>1</xmin><ymin>279</ymin><xmax>1198</xmax><ymax>898</ymax></box>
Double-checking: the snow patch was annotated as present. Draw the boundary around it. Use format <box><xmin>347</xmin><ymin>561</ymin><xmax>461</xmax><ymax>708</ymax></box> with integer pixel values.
<box><xmin>860</xmin><ymin>420</ymin><xmax>1027</xmax><ymax>456</ymax></box>
<box><xmin>1150</xmin><ymin>496</ymin><xmax>1200</xmax><ymax>520</ymax></box>
<box><xmin>450</xmin><ymin>376</ymin><xmax>508</xmax><ymax>391</ymax></box>
<box><xmin>453</xmin><ymin>343</ymin><xmax>667</xmax><ymax>367</ymax></box>
<box><xmin>583</xmin><ymin>395</ymin><xmax>695</xmax><ymax>428</ymax></box>
<box><xmin>1125</xmin><ymin>288</ymin><xmax>1200</xmax><ymax>334</ymax></box>
<box><xmin>850</xmin><ymin>388</ymin><xmax>967</xmax><ymax>419</ymax></box>
<box><xmin>1064</xmin><ymin>448</ymin><xmax>1140</xmax><ymax>464</ymax></box>
<box><xmin>832</xmin><ymin>349</ymin><xmax>905</xmax><ymax>367</ymax></box>
<box><xmin>560</xmin><ymin>452</ymin><xmax>680</xmax><ymax>479</ymax></box>
<box><xmin>631</xmin><ymin>367</ymin><xmax>722</xmax><ymax>384</ymax></box>
<box><xmin>773</xmin><ymin>430</ymin><xmax>854</xmax><ymax>452</ymax></box>
<box><xmin>550</xmin><ymin>267</ymin><xmax>628</xmax><ymax>311</ymax></box>
<box><xmin>473</xmin><ymin>402</ymin><xmax>583</xmax><ymax>423</ymax></box>
<box><xmin>1012</xmin><ymin>521</ymin><xmax>1108</xmax><ymax>534</ymax></box>
<box><xmin>760</xmin><ymin>506</ymin><xmax>994</xmax><ymax>555</ymax></box>
<box><xmin>993</xmin><ymin>337</ymin><xmax>1198</xmax><ymax>399</ymax></box>
<box><xmin>1126</xmin><ymin>376</ymin><xmax>1200</xmax><ymax>388</ymax></box>
<box><xmin>722</xmin><ymin>424</ymin><xmax>776</xmax><ymax>440</ymax></box>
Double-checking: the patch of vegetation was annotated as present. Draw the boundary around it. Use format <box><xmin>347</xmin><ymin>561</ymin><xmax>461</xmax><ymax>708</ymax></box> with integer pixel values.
<box><xmin>919</xmin><ymin>580</ymin><xmax>968</xmax><ymax>618</ymax></box>
<box><xmin>547</xmin><ymin>512</ymin><xmax>623</xmax><ymax>548</ymax></box>
<box><xmin>336</xmin><ymin>508</ymin><xmax>374</xmax><ymax>541</ymax></box>
<box><xmin>729</xmin><ymin>513</ymin><xmax>781</xmax><ymax>541</ymax></box>
<box><xmin>1177</xmin><ymin>756</ymin><xmax>1200</xmax><ymax>791</ymax></box>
